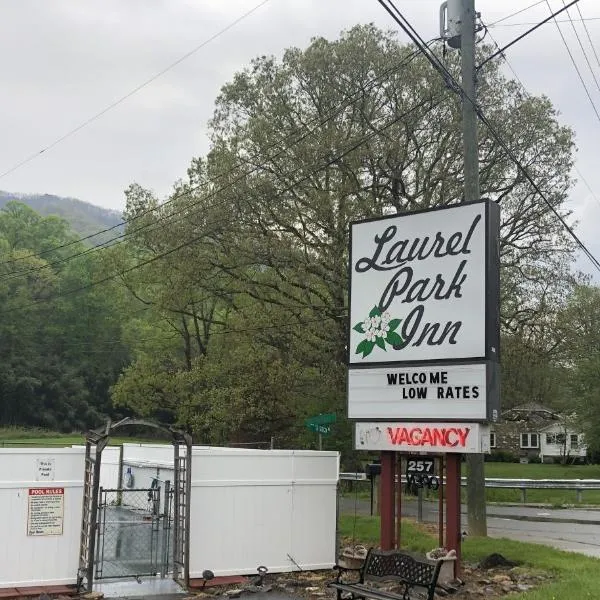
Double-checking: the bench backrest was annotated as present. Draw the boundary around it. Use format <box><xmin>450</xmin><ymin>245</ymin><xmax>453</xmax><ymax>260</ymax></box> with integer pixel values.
<box><xmin>362</xmin><ymin>549</ymin><xmax>441</xmax><ymax>590</ymax></box>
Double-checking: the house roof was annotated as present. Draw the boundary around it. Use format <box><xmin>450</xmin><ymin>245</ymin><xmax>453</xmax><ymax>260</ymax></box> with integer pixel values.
<box><xmin>501</xmin><ymin>403</ymin><xmax>560</xmax><ymax>421</ymax></box>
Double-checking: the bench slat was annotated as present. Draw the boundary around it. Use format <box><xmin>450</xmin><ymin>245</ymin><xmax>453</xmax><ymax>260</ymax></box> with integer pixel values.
<box><xmin>329</xmin><ymin>582</ymin><xmax>408</xmax><ymax>600</ymax></box>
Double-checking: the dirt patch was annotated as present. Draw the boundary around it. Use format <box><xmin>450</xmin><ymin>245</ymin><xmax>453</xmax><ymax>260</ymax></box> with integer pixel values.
<box><xmin>185</xmin><ymin>563</ymin><xmax>553</xmax><ymax>600</ymax></box>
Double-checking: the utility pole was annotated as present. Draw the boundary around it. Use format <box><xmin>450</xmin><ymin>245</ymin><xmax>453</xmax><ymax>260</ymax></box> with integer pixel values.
<box><xmin>460</xmin><ymin>0</ymin><xmax>487</xmax><ymax>537</ymax></box>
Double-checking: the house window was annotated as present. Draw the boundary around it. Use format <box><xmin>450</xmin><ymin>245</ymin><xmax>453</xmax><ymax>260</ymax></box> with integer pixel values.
<box><xmin>570</xmin><ymin>434</ymin><xmax>579</xmax><ymax>448</ymax></box>
<box><xmin>546</xmin><ymin>433</ymin><xmax>566</xmax><ymax>445</ymax></box>
<box><xmin>490</xmin><ymin>432</ymin><xmax>496</xmax><ymax>448</ymax></box>
<box><xmin>520</xmin><ymin>433</ymin><xmax>539</xmax><ymax>449</ymax></box>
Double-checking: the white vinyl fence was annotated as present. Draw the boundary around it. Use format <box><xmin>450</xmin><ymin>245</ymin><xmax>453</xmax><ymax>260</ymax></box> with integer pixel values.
<box><xmin>0</xmin><ymin>443</ymin><xmax>339</xmax><ymax>589</ymax></box>
<box><xmin>0</xmin><ymin>448</ymin><xmax>84</xmax><ymax>588</ymax></box>
<box><xmin>188</xmin><ymin>448</ymin><xmax>339</xmax><ymax>577</ymax></box>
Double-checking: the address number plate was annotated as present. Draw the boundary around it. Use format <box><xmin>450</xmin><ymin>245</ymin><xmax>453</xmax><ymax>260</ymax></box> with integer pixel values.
<box><xmin>406</xmin><ymin>457</ymin><xmax>435</xmax><ymax>474</ymax></box>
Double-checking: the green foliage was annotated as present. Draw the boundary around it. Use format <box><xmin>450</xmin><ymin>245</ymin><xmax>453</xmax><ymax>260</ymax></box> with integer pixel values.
<box><xmin>485</xmin><ymin>450</ymin><xmax>519</xmax><ymax>463</ymax></box>
<box><xmin>105</xmin><ymin>25</ymin><xmax>580</xmax><ymax>456</ymax></box>
<box><xmin>0</xmin><ymin>202</ymin><xmax>130</xmax><ymax>431</ymax></box>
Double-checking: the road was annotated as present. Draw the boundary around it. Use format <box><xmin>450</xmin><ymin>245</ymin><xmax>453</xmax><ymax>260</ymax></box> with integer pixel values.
<box><xmin>340</xmin><ymin>497</ymin><xmax>600</xmax><ymax>557</ymax></box>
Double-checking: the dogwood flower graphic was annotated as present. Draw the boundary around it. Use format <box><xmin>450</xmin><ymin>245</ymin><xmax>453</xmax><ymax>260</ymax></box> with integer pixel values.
<box><xmin>353</xmin><ymin>306</ymin><xmax>404</xmax><ymax>358</ymax></box>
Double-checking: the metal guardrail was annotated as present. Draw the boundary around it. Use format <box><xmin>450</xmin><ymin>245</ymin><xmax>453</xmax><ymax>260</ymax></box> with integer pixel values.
<box><xmin>339</xmin><ymin>473</ymin><xmax>600</xmax><ymax>503</ymax></box>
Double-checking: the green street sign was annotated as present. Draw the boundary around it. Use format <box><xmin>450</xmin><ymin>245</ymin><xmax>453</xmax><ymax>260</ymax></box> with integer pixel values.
<box><xmin>306</xmin><ymin>423</ymin><xmax>331</xmax><ymax>435</ymax></box>
<box><xmin>305</xmin><ymin>413</ymin><xmax>336</xmax><ymax>426</ymax></box>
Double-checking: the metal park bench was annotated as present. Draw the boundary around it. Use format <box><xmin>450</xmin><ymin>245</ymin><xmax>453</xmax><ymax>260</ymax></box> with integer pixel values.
<box><xmin>329</xmin><ymin>548</ymin><xmax>442</xmax><ymax>600</ymax></box>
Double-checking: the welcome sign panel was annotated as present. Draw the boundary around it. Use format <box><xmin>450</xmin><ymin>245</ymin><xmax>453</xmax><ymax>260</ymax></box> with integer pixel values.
<box><xmin>349</xmin><ymin>201</ymin><xmax>498</xmax><ymax>365</ymax></box>
<box><xmin>348</xmin><ymin>363</ymin><xmax>488</xmax><ymax>420</ymax></box>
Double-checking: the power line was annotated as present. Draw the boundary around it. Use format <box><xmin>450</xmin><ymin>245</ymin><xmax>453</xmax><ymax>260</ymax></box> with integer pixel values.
<box><xmin>0</xmin><ymin>96</ymin><xmax>440</xmax><ymax>315</ymax></box>
<box><xmin>490</xmin><ymin>17</ymin><xmax>600</xmax><ymax>28</ymax></box>
<box><xmin>544</xmin><ymin>0</ymin><xmax>600</xmax><ymax>125</ymax></box>
<box><xmin>481</xmin><ymin>19</ymin><xmax>600</xmax><ymax>211</ymax></box>
<box><xmin>377</xmin><ymin>0</ymin><xmax>600</xmax><ymax>274</ymax></box>
<box><xmin>0</xmin><ymin>0</ymin><xmax>270</xmax><ymax>182</ymax></box>
<box><xmin>559</xmin><ymin>0</ymin><xmax>600</xmax><ymax>95</ymax></box>
<box><xmin>575</xmin><ymin>3</ymin><xmax>600</xmax><ymax>71</ymax></box>
<box><xmin>0</xmin><ymin>49</ymin><xmax>425</xmax><ymax>277</ymax></box>
<box><xmin>487</xmin><ymin>0</ymin><xmax>546</xmax><ymax>27</ymax></box>
<box><xmin>478</xmin><ymin>0</ymin><xmax>581</xmax><ymax>70</ymax></box>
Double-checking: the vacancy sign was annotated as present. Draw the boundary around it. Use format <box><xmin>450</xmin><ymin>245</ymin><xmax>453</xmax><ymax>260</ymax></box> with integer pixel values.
<box><xmin>355</xmin><ymin>422</ymin><xmax>491</xmax><ymax>454</ymax></box>
<box><xmin>348</xmin><ymin>201</ymin><xmax>499</xmax><ymax>365</ymax></box>
<box><xmin>348</xmin><ymin>363</ymin><xmax>488</xmax><ymax>420</ymax></box>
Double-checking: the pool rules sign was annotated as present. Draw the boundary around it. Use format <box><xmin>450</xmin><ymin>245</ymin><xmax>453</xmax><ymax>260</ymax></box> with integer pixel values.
<box><xmin>348</xmin><ymin>201</ymin><xmax>500</xmax><ymax>446</ymax></box>
<box><xmin>27</xmin><ymin>487</ymin><xmax>65</xmax><ymax>536</ymax></box>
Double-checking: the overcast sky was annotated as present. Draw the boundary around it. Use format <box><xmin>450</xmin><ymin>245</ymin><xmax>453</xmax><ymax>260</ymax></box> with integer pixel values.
<box><xmin>1</xmin><ymin>0</ymin><xmax>599</xmax><ymax>276</ymax></box>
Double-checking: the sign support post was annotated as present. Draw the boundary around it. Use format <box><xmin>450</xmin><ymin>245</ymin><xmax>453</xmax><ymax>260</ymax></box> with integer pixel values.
<box><xmin>380</xmin><ymin>451</ymin><xmax>395</xmax><ymax>550</ymax></box>
<box><xmin>445</xmin><ymin>453</ymin><xmax>462</xmax><ymax>576</ymax></box>
<box><xmin>438</xmin><ymin>455</ymin><xmax>445</xmax><ymax>549</ymax></box>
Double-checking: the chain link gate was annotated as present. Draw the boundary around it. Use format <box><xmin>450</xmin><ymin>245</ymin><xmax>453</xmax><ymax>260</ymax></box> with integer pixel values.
<box><xmin>77</xmin><ymin>419</ymin><xmax>192</xmax><ymax>593</ymax></box>
<box><xmin>95</xmin><ymin>485</ymin><xmax>174</xmax><ymax>580</ymax></box>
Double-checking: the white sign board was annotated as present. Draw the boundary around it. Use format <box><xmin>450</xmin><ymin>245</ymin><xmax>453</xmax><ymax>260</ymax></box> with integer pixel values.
<box><xmin>349</xmin><ymin>201</ymin><xmax>496</xmax><ymax>364</ymax></box>
<box><xmin>36</xmin><ymin>457</ymin><xmax>55</xmax><ymax>481</ymax></box>
<box><xmin>355</xmin><ymin>422</ymin><xmax>490</xmax><ymax>454</ymax></box>
<box><xmin>27</xmin><ymin>487</ymin><xmax>65</xmax><ymax>536</ymax></box>
<box><xmin>348</xmin><ymin>363</ymin><xmax>488</xmax><ymax>420</ymax></box>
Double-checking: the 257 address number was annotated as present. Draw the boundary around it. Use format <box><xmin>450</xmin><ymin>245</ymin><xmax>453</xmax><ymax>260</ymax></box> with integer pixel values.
<box><xmin>406</xmin><ymin>458</ymin><xmax>435</xmax><ymax>474</ymax></box>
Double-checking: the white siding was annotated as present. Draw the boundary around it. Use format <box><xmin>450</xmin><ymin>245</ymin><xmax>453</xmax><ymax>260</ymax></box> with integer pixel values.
<box><xmin>540</xmin><ymin>423</ymin><xmax>587</xmax><ymax>460</ymax></box>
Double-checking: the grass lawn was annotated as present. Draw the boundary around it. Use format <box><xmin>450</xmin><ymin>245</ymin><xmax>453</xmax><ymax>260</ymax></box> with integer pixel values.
<box><xmin>484</xmin><ymin>462</ymin><xmax>600</xmax><ymax>480</ymax></box>
<box><xmin>0</xmin><ymin>427</ymin><xmax>164</xmax><ymax>447</ymax></box>
<box><xmin>339</xmin><ymin>515</ymin><xmax>600</xmax><ymax>599</ymax></box>
<box><xmin>484</xmin><ymin>462</ymin><xmax>600</xmax><ymax>505</ymax></box>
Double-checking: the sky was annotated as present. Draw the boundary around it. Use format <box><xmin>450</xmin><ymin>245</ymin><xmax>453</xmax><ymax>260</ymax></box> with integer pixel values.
<box><xmin>0</xmin><ymin>0</ymin><xmax>599</xmax><ymax>277</ymax></box>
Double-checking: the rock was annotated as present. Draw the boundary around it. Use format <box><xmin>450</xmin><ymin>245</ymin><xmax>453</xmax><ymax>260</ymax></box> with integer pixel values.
<box><xmin>517</xmin><ymin>584</ymin><xmax>533</xmax><ymax>591</ymax></box>
<box><xmin>478</xmin><ymin>553</ymin><xmax>518</xmax><ymax>569</ymax></box>
<box><xmin>82</xmin><ymin>593</ymin><xmax>104</xmax><ymax>600</ymax></box>
<box><xmin>225</xmin><ymin>589</ymin><xmax>243</xmax><ymax>598</ymax></box>
<box><xmin>243</xmin><ymin>584</ymin><xmax>273</xmax><ymax>593</ymax></box>
<box><xmin>491</xmin><ymin>574</ymin><xmax>512</xmax><ymax>583</ymax></box>
<box><xmin>305</xmin><ymin>587</ymin><xmax>320</xmax><ymax>592</ymax></box>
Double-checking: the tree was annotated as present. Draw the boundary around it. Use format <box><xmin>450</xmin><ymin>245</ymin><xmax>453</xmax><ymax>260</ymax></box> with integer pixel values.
<box><xmin>560</xmin><ymin>285</ymin><xmax>600</xmax><ymax>453</ymax></box>
<box><xmin>0</xmin><ymin>202</ymin><xmax>130</xmax><ymax>431</ymax></box>
<box><xmin>112</xmin><ymin>25</ymin><xmax>578</xmax><ymax>457</ymax></box>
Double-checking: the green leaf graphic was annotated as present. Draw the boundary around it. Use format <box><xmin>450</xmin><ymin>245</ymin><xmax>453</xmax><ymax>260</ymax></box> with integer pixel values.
<box><xmin>388</xmin><ymin>318</ymin><xmax>401</xmax><ymax>331</ymax></box>
<box><xmin>386</xmin><ymin>331</ymin><xmax>404</xmax><ymax>346</ymax></box>
<box><xmin>356</xmin><ymin>339</ymin><xmax>375</xmax><ymax>357</ymax></box>
<box><xmin>375</xmin><ymin>336</ymin><xmax>386</xmax><ymax>351</ymax></box>
<box><xmin>356</xmin><ymin>339</ymin><xmax>369</xmax><ymax>355</ymax></box>
<box><xmin>369</xmin><ymin>305</ymin><xmax>381</xmax><ymax>318</ymax></box>
<box><xmin>353</xmin><ymin>322</ymin><xmax>365</xmax><ymax>333</ymax></box>
<box><xmin>362</xmin><ymin>341</ymin><xmax>375</xmax><ymax>357</ymax></box>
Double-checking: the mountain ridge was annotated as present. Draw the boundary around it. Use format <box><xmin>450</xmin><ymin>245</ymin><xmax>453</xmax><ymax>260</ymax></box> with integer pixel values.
<box><xmin>0</xmin><ymin>190</ymin><xmax>124</xmax><ymax>241</ymax></box>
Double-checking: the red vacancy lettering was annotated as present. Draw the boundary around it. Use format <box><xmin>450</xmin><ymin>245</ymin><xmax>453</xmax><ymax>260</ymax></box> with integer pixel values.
<box><xmin>387</xmin><ymin>426</ymin><xmax>470</xmax><ymax>448</ymax></box>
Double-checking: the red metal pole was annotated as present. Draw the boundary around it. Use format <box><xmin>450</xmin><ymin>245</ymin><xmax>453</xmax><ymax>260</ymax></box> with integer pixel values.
<box><xmin>396</xmin><ymin>454</ymin><xmax>402</xmax><ymax>549</ymax></box>
<box><xmin>380</xmin><ymin>451</ymin><xmax>396</xmax><ymax>550</ymax></box>
<box><xmin>438</xmin><ymin>455</ymin><xmax>444</xmax><ymax>549</ymax></box>
<box><xmin>445</xmin><ymin>453</ymin><xmax>461</xmax><ymax>577</ymax></box>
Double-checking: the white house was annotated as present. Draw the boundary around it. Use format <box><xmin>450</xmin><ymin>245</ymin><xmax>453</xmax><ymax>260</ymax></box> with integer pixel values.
<box><xmin>539</xmin><ymin>421</ymin><xmax>587</xmax><ymax>463</ymax></box>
